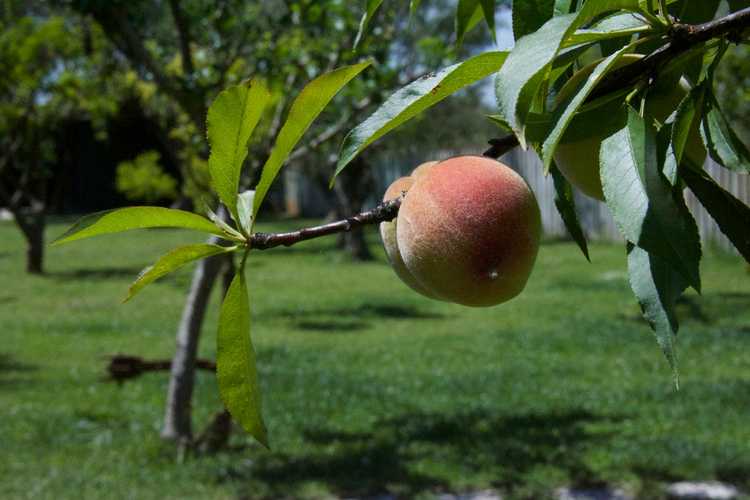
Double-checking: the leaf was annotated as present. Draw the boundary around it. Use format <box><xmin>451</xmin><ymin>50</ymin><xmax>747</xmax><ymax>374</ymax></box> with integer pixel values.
<box><xmin>702</xmin><ymin>90</ymin><xmax>750</xmax><ymax>172</ymax></box>
<box><xmin>353</xmin><ymin>0</ymin><xmax>383</xmax><ymax>50</ymax></box>
<box><xmin>496</xmin><ymin>0</ymin><xmax>640</xmax><ymax>146</ymax></box>
<box><xmin>236</xmin><ymin>190</ymin><xmax>255</xmax><ymax>236</ymax></box>
<box><xmin>217</xmin><ymin>265</ymin><xmax>268</xmax><ymax>447</ymax></box>
<box><xmin>487</xmin><ymin>114</ymin><xmax>512</xmax><ymax>132</ymax></box>
<box><xmin>480</xmin><ymin>0</ymin><xmax>497</xmax><ymax>43</ymax></box>
<box><xmin>253</xmin><ymin>61</ymin><xmax>371</xmax><ymax>217</ymax></box>
<box><xmin>542</xmin><ymin>43</ymin><xmax>635</xmax><ymax>172</ymax></box>
<box><xmin>53</xmin><ymin>207</ymin><xmax>227</xmax><ymax>246</ymax></box>
<box><xmin>554</xmin><ymin>0</ymin><xmax>577</xmax><ymax>15</ymax></box>
<box><xmin>550</xmin><ymin>162</ymin><xmax>590</xmax><ymax>260</ymax></box>
<box><xmin>512</xmin><ymin>0</ymin><xmax>554</xmax><ymax>41</ymax></box>
<box><xmin>455</xmin><ymin>0</ymin><xmax>484</xmax><ymax>49</ymax></box>
<box><xmin>496</xmin><ymin>13</ymin><xmax>576</xmax><ymax>147</ymax></box>
<box><xmin>125</xmin><ymin>244</ymin><xmax>234</xmax><ymax>302</ymax></box>
<box><xmin>600</xmin><ymin>109</ymin><xmax>702</xmax><ymax>291</ymax></box>
<box><xmin>627</xmin><ymin>243</ymin><xmax>687</xmax><ymax>386</ymax></box>
<box><xmin>564</xmin><ymin>13</ymin><xmax>650</xmax><ymax>47</ymax></box>
<box><xmin>682</xmin><ymin>167</ymin><xmax>750</xmax><ymax>263</ymax></box>
<box><xmin>670</xmin><ymin>84</ymin><xmax>706</xmax><ymax>166</ymax></box>
<box><xmin>207</xmin><ymin>78</ymin><xmax>270</xmax><ymax>223</ymax></box>
<box><xmin>334</xmin><ymin>51</ymin><xmax>507</xmax><ymax>182</ymax></box>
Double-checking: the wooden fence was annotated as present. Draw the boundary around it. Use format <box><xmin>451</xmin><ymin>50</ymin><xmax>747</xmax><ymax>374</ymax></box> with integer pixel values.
<box><xmin>373</xmin><ymin>148</ymin><xmax>749</xmax><ymax>253</ymax></box>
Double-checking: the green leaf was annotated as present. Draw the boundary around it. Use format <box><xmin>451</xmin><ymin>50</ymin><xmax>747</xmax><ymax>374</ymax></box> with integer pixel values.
<box><xmin>207</xmin><ymin>78</ymin><xmax>270</xmax><ymax>223</ymax></box>
<box><xmin>600</xmin><ymin>109</ymin><xmax>702</xmax><ymax>291</ymax></box>
<box><xmin>682</xmin><ymin>167</ymin><xmax>750</xmax><ymax>263</ymax></box>
<box><xmin>542</xmin><ymin>43</ymin><xmax>635</xmax><ymax>172</ymax></box>
<box><xmin>564</xmin><ymin>13</ymin><xmax>650</xmax><ymax>47</ymax></box>
<box><xmin>512</xmin><ymin>0</ymin><xmax>554</xmax><ymax>41</ymax></box>
<box><xmin>702</xmin><ymin>90</ymin><xmax>750</xmax><ymax>173</ymax></box>
<box><xmin>487</xmin><ymin>114</ymin><xmax>513</xmax><ymax>132</ymax></box>
<box><xmin>217</xmin><ymin>264</ymin><xmax>268</xmax><ymax>447</ymax></box>
<box><xmin>456</xmin><ymin>0</ymin><xmax>484</xmax><ymax>49</ymax></box>
<box><xmin>496</xmin><ymin>13</ymin><xmax>576</xmax><ymax>147</ymax></box>
<box><xmin>335</xmin><ymin>51</ymin><xmax>507</xmax><ymax>182</ymax></box>
<box><xmin>496</xmin><ymin>0</ymin><xmax>640</xmax><ymax>146</ymax></box>
<box><xmin>480</xmin><ymin>0</ymin><xmax>497</xmax><ymax>43</ymax></box>
<box><xmin>125</xmin><ymin>244</ymin><xmax>235</xmax><ymax>302</ymax></box>
<box><xmin>627</xmin><ymin>243</ymin><xmax>686</xmax><ymax>386</ymax></box>
<box><xmin>253</xmin><ymin>61</ymin><xmax>371</xmax><ymax>217</ymax></box>
<box><xmin>554</xmin><ymin>0</ymin><xmax>577</xmax><ymax>15</ymax></box>
<box><xmin>353</xmin><ymin>0</ymin><xmax>383</xmax><ymax>50</ymax></box>
<box><xmin>52</xmin><ymin>207</ymin><xmax>227</xmax><ymax>246</ymax></box>
<box><xmin>236</xmin><ymin>190</ymin><xmax>255</xmax><ymax>236</ymax></box>
<box><xmin>671</xmin><ymin>84</ymin><xmax>706</xmax><ymax>166</ymax></box>
<box><xmin>550</xmin><ymin>162</ymin><xmax>590</xmax><ymax>260</ymax></box>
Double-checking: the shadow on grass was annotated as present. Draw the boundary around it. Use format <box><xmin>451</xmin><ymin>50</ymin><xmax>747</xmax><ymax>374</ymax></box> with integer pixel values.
<box><xmin>0</xmin><ymin>353</ymin><xmax>37</xmax><ymax>389</ymax></box>
<box><xmin>295</xmin><ymin>320</ymin><xmax>370</xmax><ymax>332</ymax></box>
<box><xmin>48</xmin><ymin>266</ymin><xmax>144</xmax><ymax>281</ymax></box>
<box><xmin>273</xmin><ymin>301</ymin><xmax>445</xmax><ymax>323</ymax></box>
<box><xmin>239</xmin><ymin>409</ymin><xmax>621</xmax><ymax>499</ymax></box>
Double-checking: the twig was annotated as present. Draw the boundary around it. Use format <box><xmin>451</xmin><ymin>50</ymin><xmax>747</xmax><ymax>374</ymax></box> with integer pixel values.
<box><xmin>484</xmin><ymin>6</ymin><xmax>750</xmax><ymax>158</ymax></box>
<box><xmin>105</xmin><ymin>354</ymin><xmax>216</xmax><ymax>384</ymax></box>
<box><xmin>250</xmin><ymin>196</ymin><xmax>402</xmax><ymax>250</ymax></box>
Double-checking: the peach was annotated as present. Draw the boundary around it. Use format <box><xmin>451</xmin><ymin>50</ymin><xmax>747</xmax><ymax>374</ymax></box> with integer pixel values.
<box><xmin>380</xmin><ymin>175</ymin><xmax>443</xmax><ymax>299</ymax></box>
<box><xmin>395</xmin><ymin>156</ymin><xmax>541</xmax><ymax>307</ymax></box>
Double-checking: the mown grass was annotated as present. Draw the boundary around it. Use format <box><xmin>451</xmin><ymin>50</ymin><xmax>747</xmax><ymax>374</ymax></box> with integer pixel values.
<box><xmin>1</xmin><ymin>218</ymin><xmax>749</xmax><ymax>500</ymax></box>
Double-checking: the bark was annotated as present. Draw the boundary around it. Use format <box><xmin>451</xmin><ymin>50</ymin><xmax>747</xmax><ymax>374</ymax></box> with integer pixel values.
<box><xmin>160</xmin><ymin>243</ymin><xmax>224</xmax><ymax>443</ymax></box>
<box><xmin>332</xmin><ymin>157</ymin><xmax>375</xmax><ymax>261</ymax></box>
<box><xmin>14</xmin><ymin>207</ymin><xmax>45</xmax><ymax>274</ymax></box>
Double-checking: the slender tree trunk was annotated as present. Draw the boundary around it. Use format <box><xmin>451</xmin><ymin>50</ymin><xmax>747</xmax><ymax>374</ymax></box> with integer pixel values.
<box><xmin>15</xmin><ymin>207</ymin><xmax>45</xmax><ymax>274</ymax></box>
<box><xmin>160</xmin><ymin>244</ymin><xmax>223</xmax><ymax>443</ymax></box>
<box><xmin>333</xmin><ymin>157</ymin><xmax>375</xmax><ymax>261</ymax></box>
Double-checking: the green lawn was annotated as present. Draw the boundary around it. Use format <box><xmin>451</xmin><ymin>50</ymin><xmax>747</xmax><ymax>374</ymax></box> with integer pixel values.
<box><xmin>1</xmin><ymin>218</ymin><xmax>749</xmax><ymax>500</ymax></box>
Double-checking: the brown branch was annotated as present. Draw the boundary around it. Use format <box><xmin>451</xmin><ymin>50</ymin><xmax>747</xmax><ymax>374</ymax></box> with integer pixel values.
<box><xmin>483</xmin><ymin>6</ymin><xmax>750</xmax><ymax>159</ymax></box>
<box><xmin>105</xmin><ymin>354</ymin><xmax>216</xmax><ymax>384</ymax></box>
<box><xmin>250</xmin><ymin>196</ymin><xmax>402</xmax><ymax>250</ymax></box>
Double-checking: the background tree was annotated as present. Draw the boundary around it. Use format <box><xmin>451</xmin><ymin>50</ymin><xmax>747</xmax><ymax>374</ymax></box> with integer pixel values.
<box><xmin>0</xmin><ymin>8</ymin><xmax>121</xmax><ymax>273</ymax></box>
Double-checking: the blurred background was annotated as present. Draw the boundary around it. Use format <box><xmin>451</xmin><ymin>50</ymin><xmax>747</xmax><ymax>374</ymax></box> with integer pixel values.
<box><xmin>1</xmin><ymin>1</ymin><xmax>749</xmax><ymax>499</ymax></box>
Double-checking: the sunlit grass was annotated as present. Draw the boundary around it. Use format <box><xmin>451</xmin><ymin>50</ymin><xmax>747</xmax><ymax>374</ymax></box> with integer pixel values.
<box><xmin>1</xmin><ymin>218</ymin><xmax>749</xmax><ymax>499</ymax></box>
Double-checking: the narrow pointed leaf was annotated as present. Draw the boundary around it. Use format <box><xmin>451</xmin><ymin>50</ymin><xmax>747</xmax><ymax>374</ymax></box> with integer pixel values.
<box><xmin>682</xmin><ymin>167</ymin><xmax>750</xmax><ymax>263</ymax></box>
<box><xmin>542</xmin><ymin>43</ymin><xmax>634</xmax><ymax>172</ymax></box>
<box><xmin>550</xmin><ymin>163</ymin><xmax>590</xmax><ymax>260</ymax></box>
<box><xmin>410</xmin><ymin>0</ymin><xmax>422</xmax><ymax>18</ymax></box>
<box><xmin>335</xmin><ymin>52</ymin><xmax>507</xmax><ymax>182</ymax></box>
<box><xmin>456</xmin><ymin>0</ymin><xmax>484</xmax><ymax>49</ymax></box>
<box><xmin>702</xmin><ymin>90</ymin><xmax>750</xmax><ymax>172</ymax></box>
<box><xmin>600</xmin><ymin>109</ymin><xmax>702</xmax><ymax>291</ymax></box>
<box><xmin>496</xmin><ymin>0</ymin><xmax>639</xmax><ymax>144</ymax></box>
<box><xmin>627</xmin><ymin>243</ymin><xmax>686</xmax><ymax>385</ymax></box>
<box><xmin>253</xmin><ymin>62</ymin><xmax>371</xmax><ymax>217</ymax></box>
<box><xmin>217</xmin><ymin>266</ymin><xmax>268</xmax><ymax>447</ymax></box>
<box><xmin>236</xmin><ymin>190</ymin><xmax>255</xmax><ymax>236</ymax></box>
<box><xmin>126</xmin><ymin>244</ymin><xmax>234</xmax><ymax>302</ymax></box>
<box><xmin>480</xmin><ymin>0</ymin><xmax>497</xmax><ymax>43</ymax></box>
<box><xmin>353</xmin><ymin>0</ymin><xmax>383</xmax><ymax>50</ymax></box>
<box><xmin>512</xmin><ymin>0</ymin><xmax>554</xmax><ymax>40</ymax></box>
<box><xmin>53</xmin><ymin>207</ymin><xmax>225</xmax><ymax>245</ymax></box>
<box><xmin>564</xmin><ymin>13</ymin><xmax>650</xmax><ymax>46</ymax></box>
<box><xmin>671</xmin><ymin>84</ymin><xmax>706</xmax><ymax>166</ymax></box>
<box><xmin>207</xmin><ymin>78</ymin><xmax>270</xmax><ymax>222</ymax></box>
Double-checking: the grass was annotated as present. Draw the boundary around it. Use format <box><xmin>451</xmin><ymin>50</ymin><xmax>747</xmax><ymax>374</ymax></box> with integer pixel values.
<box><xmin>1</xmin><ymin>217</ymin><xmax>749</xmax><ymax>500</ymax></box>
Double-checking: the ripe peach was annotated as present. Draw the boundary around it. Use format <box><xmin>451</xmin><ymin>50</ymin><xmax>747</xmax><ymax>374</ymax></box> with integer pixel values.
<box><xmin>380</xmin><ymin>175</ymin><xmax>443</xmax><ymax>299</ymax></box>
<box><xmin>395</xmin><ymin>156</ymin><xmax>541</xmax><ymax>307</ymax></box>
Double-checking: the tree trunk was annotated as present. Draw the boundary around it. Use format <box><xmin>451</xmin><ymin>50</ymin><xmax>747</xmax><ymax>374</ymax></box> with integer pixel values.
<box><xmin>15</xmin><ymin>207</ymin><xmax>45</xmax><ymax>274</ymax></box>
<box><xmin>160</xmin><ymin>245</ymin><xmax>224</xmax><ymax>443</ymax></box>
<box><xmin>332</xmin><ymin>157</ymin><xmax>375</xmax><ymax>261</ymax></box>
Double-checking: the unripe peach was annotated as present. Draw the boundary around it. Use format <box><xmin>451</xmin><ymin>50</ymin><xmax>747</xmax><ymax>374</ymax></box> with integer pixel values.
<box><xmin>380</xmin><ymin>176</ymin><xmax>443</xmax><ymax>299</ymax></box>
<box><xmin>553</xmin><ymin>54</ymin><xmax>693</xmax><ymax>200</ymax></box>
<box><xmin>396</xmin><ymin>156</ymin><xmax>541</xmax><ymax>307</ymax></box>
